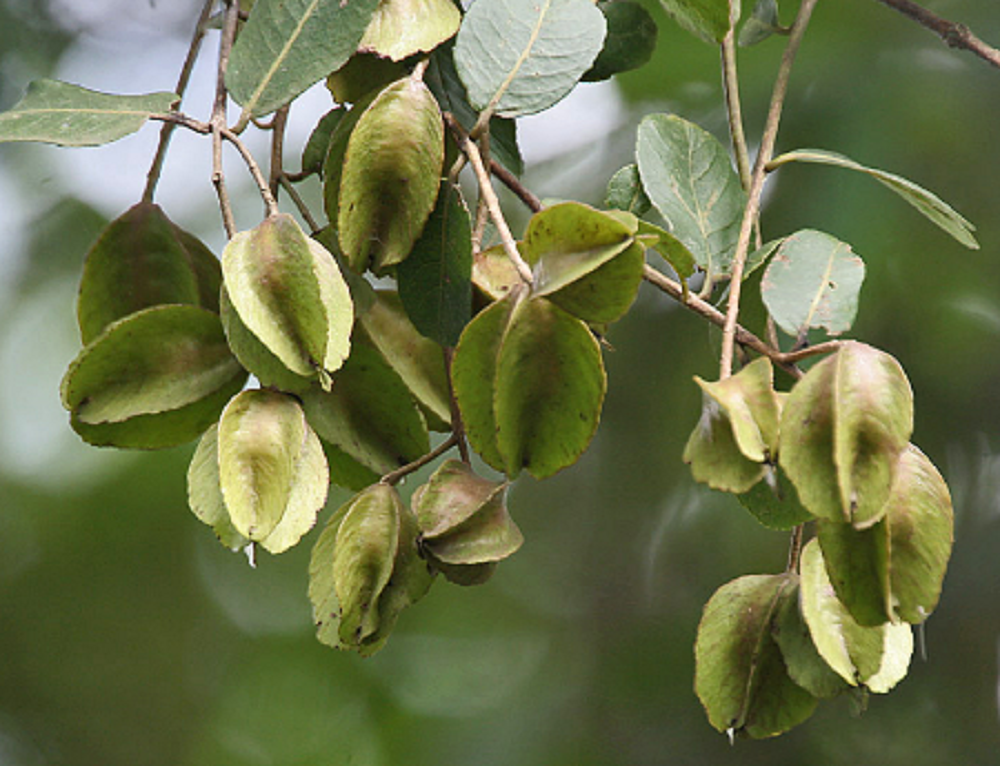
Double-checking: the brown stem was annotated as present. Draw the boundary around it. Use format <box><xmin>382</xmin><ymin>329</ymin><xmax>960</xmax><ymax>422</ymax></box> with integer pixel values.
<box><xmin>381</xmin><ymin>434</ymin><xmax>460</xmax><ymax>486</ymax></box>
<box><xmin>720</xmin><ymin>0</ymin><xmax>819</xmax><ymax>379</ymax></box>
<box><xmin>278</xmin><ymin>174</ymin><xmax>320</xmax><ymax>232</ymax></box>
<box><xmin>491</xmin><ymin>158</ymin><xmax>543</xmax><ymax>213</ymax></box>
<box><xmin>875</xmin><ymin>0</ymin><xmax>1000</xmax><ymax>69</ymax></box>
<box><xmin>269</xmin><ymin>105</ymin><xmax>290</xmax><ymax>199</ymax></box>
<box><xmin>142</xmin><ymin>0</ymin><xmax>216</xmax><ymax>203</ymax></box>
<box><xmin>211</xmin><ymin>0</ymin><xmax>241</xmax><ymax>238</ymax></box>
<box><xmin>786</xmin><ymin>524</ymin><xmax>805</xmax><ymax>574</ymax></box>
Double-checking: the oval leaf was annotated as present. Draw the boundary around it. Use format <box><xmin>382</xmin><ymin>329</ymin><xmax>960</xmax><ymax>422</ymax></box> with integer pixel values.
<box><xmin>0</xmin><ymin>79</ymin><xmax>177</xmax><ymax>146</ymax></box>
<box><xmin>301</xmin><ymin>342</ymin><xmax>430</xmax><ymax>476</ymax></box>
<box><xmin>77</xmin><ymin>202</ymin><xmax>221</xmax><ymax>344</ymax></box>
<box><xmin>761</xmin><ymin>229</ymin><xmax>865</xmax><ymax>339</ymax></box>
<box><xmin>659</xmin><ymin>0</ymin><xmax>732</xmax><ymax>43</ymax></box>
<box><xmin>222</xmin><ymin>213</ymin><xmax>353</xmax><ymax>382</ymax></box>
<box><xmin>694</xmin><ymin>574</ymin><xmax>817</xmax><ymax>739</ymax></box>
<box><xmin>218</xmin><ymin>389</ymin><xmax>329</xmax><ymax>551</ymax></box>
<box><xmin>396</xmin><ymin>181</ymin><xmax>473</xmax><ymax>348</ymax></box>
<box><xmin>453</xmin><ymin>0</ymin><xmax>606</xmax><ymax>118</ymax></box>
<box><xmin>494</xmin><ymin>296</ymin><xmax>606</xmax><ymax>479</ymax></box>
<box><xmin>358</xmin><ymin>0</ymin><xmax>461</xmax><ymax>61</ymax></box>
<box><xmin>885</xmin><ymin>444</ymin><xmax>954</xmax><ymax>623</ymax></box>
<box><xmin>61</xmin><ymin>304</ymin><xmax>244</xmax><ymax>426</ymax></box>
<box><xmin>333</xmin><ymin>484</ymin><xmax>401</xmax><ymax>645</ymax></box>
<box><xmin>226</xmin><ymin>0</ymin><xmax>381</xmax><ymax>119</ymax></box>
<box><xmin>780</xmin><ymin>343</ymin><xmax>913</xmax><ymax>527</ymax></box>
<box><xmin>636</xmin><ymin>114</ymin><xmax>747</xmax><ymax>279</ymax></box>
<box><xmin>187</xmin><ymin>423</ymin><xmax>250</xmax><ymax>552</ymax></box>
<box><xmin>338</xmin><ymin>75</ymin><xmax>444</xmax><ymax>273</ymax></box>
<box><xmin>582</xmin><ymin>1</ymin><xmax>658</xmax><ymax>82</ymax></box>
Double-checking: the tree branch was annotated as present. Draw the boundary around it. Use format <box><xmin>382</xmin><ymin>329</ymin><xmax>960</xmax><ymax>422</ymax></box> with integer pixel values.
<box><xmin>211</xmin><ymin>0</ymin><xmax>242</xmax><ymax>238</ymax></box>
<box><xmin>875</xmin><ymin>0</ymin><xmax>1000</xmax><ymax>69</ymax></box>
<box><xmin>380</xmin><ymin>434</ymin><xmax>460</xmax><ymax>486</ymax></box>
<box><xmin>719</xmin><ymin>0</ymin><xmax>819</xmax><ymax>379</ymax></box>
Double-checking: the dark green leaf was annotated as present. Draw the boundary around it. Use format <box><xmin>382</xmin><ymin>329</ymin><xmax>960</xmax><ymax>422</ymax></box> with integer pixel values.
<box><xmin>302</xmin><ymin>342</ymin><xmax>429</xmax><ymax>476</ymax></box>
<box><xmin>396</xmin><ymin>181</ymin><xmax>473</xmax><ymax>347</ymax></box>
<box><xmin>454</xmin><ymin>0</ymin><xmax>606</xmax><ymax>118</ymax></box>
<box><xmin>301</xmin><ymin>108</ymin><xmax>343</xmax><ymax>176</ymax></box>
<box><xmin>736</xmin><ymin>467</ymin><xmax>813</xmax><ymax>530</ymax></box>
<box><xmin>816</xmin><ymin>518</ymin><xmax>892</xmax><ymax>627</ymax></box>
<box><xmin>0</xmin><ymin>79</ymin><xmax>177</xmax><ymax>146</ymax></box>
<box><xmin>582</xmin><ymin>1</ymin><xmax>658</xmax><ymax>81</ymax></box>
<box><xmin>226</xmin><ymin>0</ymin><xmax>381</xmax><ymax>119</ymax></box>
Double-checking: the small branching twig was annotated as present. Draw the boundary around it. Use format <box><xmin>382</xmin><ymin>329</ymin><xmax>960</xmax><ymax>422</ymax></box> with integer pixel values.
<box><xmin>143</xmin><ymin>0</ymin><xmax>216</xmax><ymax>203</ymax></box>
<box><xmin>491</xmin><ymin>159</ymin><xmax>543</xmax><ymax>213</ymax></box>
<box><xmin>875</xmin><ymin>0</ymin><xmax>1000</xmax><ymax>69</ymax></box>
<box><xmin>269</xmin><ymin>105</ymin><xmax>290</xmax><ymax>200</ymax></box>
<box><xmin>443</xmin><ymin>112</ymin><xmax>533</xmax><ymax>284</ymax></box>
<box><xmin>721</xmin><ymin>2</ymin><xmax>752</xmax><ymax>191</ymax></box>
<box><xmin>381</xmin><ymin>434</ymin><xmax>460</xmax><ymax>486</ymax></box>
<box><xmin>720</xmin><ymin>0</ymin><xmax>819</xmax><ymax>379</ymax></box>
<box><xmin>277</xmin><ymin>174</ymin><xmax>320</xmax><ymax>233</ymax></box>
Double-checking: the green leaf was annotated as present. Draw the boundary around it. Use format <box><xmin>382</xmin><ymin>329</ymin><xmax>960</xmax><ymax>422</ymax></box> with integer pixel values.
<box><xmin>453</xmin><ymin>0</ymin><xmax>607</xmax><ymax>118</ymax></box>
<box><xmin>358</xmin><ymin>0</ymin><xmax>461</xmax><ymax>61</ymax></box>
<box><xmin>494</xmin><ymin>296</ymin><xmax>606</xmax><ymax>479</ymax></box>
<box><xmin>220</xmin><ymin>286</ymin><xmax>314</xmax><ymax>395</ymax></box>
<box><xmin>739</xmin><ymin>0</ymin><xmax>781</xmax><ymax>47</ymax></box>
<box><xmin>322</xmin><ymin>87</ymin><xmax>381</xmax><ymax>226</ymax></box>
<box><xmin>357</xmin><ymin>290</ymin><xmax>452</xmax><ymax>430</ymax></box>
<box><xmin>800</xmin><ymin>539</ymin><xmax>913</xmax><ymax>691</ymax></box>
<box><xmin>333</xmin><ymin>484</ymin><xmax>401</xmax><ymax>645</ymax></box>
<box><xmin>523</xmin><ymin>202</ymin><xmax>642</xmax><ymax>324</ymax></box>
<box><xmin>301</xmin><ymin>108</ymin><xmax>343</xmax><ymax>176</ymax></box>
<box><xmin>816</xmin><ymin>518</ymin><xmax>892</xmax><ymax>627</ymax></box>
<box><xmin>605</xmin><ymin>164</ymin><xmax>651</xmax><ymax>217</ymax></box>
<box><xmin>359</xmin><ymin>500</ymin><xmax>435</xmax><ymax>656</ymax></box>
<box><xmin>450</xmin><ymin>294</ymin><xmax>519</xmax><ymax>472</ymax></box>
<box><xmin>684</xmin><ymin>358</ymin><xmax>780</xmax><ymax>493</ymax></box>
<box><xmin>309</xmin><ymin>502</ymin><xmax>349</xmax><ymax>648</ymax></box>
<box><xmin>885</xmin><ymin>444</ymin><xmax>954</xmax><ymax>623</ymax></box>
<box><xmin>326</xmin><ymin>53</ymin><xmax>409</xmax><ymax>105</ymax></box>
<box><xmin>226</xmin><ymin>0</ymin><xmax>381</xmax><ymax>119</ymax></box>
<box><xmin>301</xmin><ymin>342</ymin><xmax>430</xmax><ymax>476</ymax></box>
<box><xmin>61</xmin><ymin>304</ymin><xmax>245</xmax><ymax>426</ymax></box>
<box><xmin>636</xmin><ymin>114</ymin><xmax>747</xmax><ymax>279</ymax></box>
<box><xmin>222</xmin><ymin>213</ymin><xmax>353</xmax><ymax>383</ymax></box>
<box><xmin>472</xmin><ymin>244</ymin><xmax>522</xmax><ymax>302</ymax></box>
<box><xmin>338</xmin><ymin>75</ymin><xmax>444</xmax><ymax>273</ymax></box>
<box><xmin>426</xmin><ymin>41</ymin><xmax>523</xmax><ymax>176</ymax></box>
<box><xmin>0</xmin><ymin>79</ymin><xmax>177</xmax><ymax>146</ymax></box>
<box><xmin>736</xmin><ymin>467</ymin><xmax>813</xmax><ymax>531</ymax></box>
<box><xmin>658</xmin><ymin>0</ymin><xmax>732</xmax><ymax>44</ymax></box>
<box><xmin>396</xmin><ymin>181</ymin><xmax>473</xmax><ymax>347</ymax></box>
<box><xmin>694</xmin><ymin>574</ymin><xmax>817</xmax><ymax>739</ymax></box>
<box><xmin>761</xmin><ymin>230</ymin><xmax>865</xmax><ymax>339</ymax></box>
<box><xmin>772</xmin><ymin>579</ymin><xmax>851</xmax><ymax>699</ymax></box>
<box><xmin>769</xmin><ymin>148</ymin><xmax>978</xmax><ymax>249</ymax></box>
<box><xmin>217</xmin><ymin>389</ymin><xmax>329</xmax><ymax>553</ymax></box>
<box><xmin>582</xmin><ymin>1</ymin><xmax>658</xmax><ymax>82</ymax></box>
<box><xmin>636</xmin><ymin>219</ymin><xmax>697</xmax><ymax>280</ymax></box>
<box><xmin>413</xmin><ymin>460</ymin><xmax>522</xmax><ymax>565</ymax></box>
<box><xmin>187</xmin><ymin>424</ymin><xmax>250</xmax><ymax>552</ymax></box>
<box><xmin>77</xmin><ymin>202</ymin><xmax>222</xmax><ymax>345</ymax></box>
<box><xmin>779</xmin><ymin>343</ymin><xmax>913</xmax><ymax>527</ymax></box>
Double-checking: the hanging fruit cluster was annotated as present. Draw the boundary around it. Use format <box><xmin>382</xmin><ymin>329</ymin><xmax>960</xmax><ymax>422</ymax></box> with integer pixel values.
<box><xmin>685</xmin><ymin>347</ymin><xmax>953</xmax><ymax>738</ymax></box>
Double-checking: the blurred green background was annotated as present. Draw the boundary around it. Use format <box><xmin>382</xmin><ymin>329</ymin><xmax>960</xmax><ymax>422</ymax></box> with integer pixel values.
<box><xmin>1</xmin><ymin>1</ymin><xmax>999</xmax><ymax>764</ymax></box>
